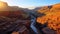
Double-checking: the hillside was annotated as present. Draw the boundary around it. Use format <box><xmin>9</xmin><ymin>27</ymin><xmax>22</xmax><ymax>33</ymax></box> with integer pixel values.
<box><xmin>37</xmin><ymin>3</ymin><xmax>60</xmax><ymax>34</ymax></box>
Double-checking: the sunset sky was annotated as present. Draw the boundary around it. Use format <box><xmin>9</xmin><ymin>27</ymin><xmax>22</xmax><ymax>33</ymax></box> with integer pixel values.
<box><xmin>0</xmin><ymin>0</ymin><xmax>60</xmax><ymax>8</ymax></box>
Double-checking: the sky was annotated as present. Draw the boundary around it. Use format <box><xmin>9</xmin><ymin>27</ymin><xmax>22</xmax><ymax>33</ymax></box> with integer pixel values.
<box><xmin>0</xmin><ymin>0</ymin><xmax>60</xmax><ymax>8</ymax></box>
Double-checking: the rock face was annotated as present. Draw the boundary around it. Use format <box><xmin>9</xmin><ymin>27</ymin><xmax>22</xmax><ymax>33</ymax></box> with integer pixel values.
<box><xmin>0</xmin><ymin>1</ymin><xmax>8</xmax><ymax>7</ymax></box>
<box><xmin>52</xmin><ymin>3</ymin><xmax>60</xmax><ymax>8</ymax></box>
<box><xmin>0</xmin><ymin>1</ymin><xmax>31</xmax><ymax>34</ymax></box>
<box><xmin>37</xmin><ymin>6</ymin><xmax>50</xmax><ymax>13</ymax></box>
<box><xmin>0</xmin><ymin>16</ymin><xmax>31</xmax><ymax>34</ymax></box>
<box><xmin>0</xmin><ymin>1</ymin><xmax>23</xmax><ymax>11</ymax></box>
<box><xmin>42</xmin><ymin>27</ymin><xmax>56</xmax><ymax>34</ymax></box>
<box><xmin>50</xmin><ymin>3</ymin><xmax>60</xmax><ymax>12</ymax></box>
<box><xmin>0</xmin><ymin>1</ymin><xmax>9</xmax><ymax>11</ymax></box>
<box><xmin>0</xmin><ymin>2</ymin><xmax>29</xmax><ymax>19</ymax></box>
<box><xmin>37</xmin><ymin>3</ymin><xmax>60</xmax><ymax>34</ymax></box>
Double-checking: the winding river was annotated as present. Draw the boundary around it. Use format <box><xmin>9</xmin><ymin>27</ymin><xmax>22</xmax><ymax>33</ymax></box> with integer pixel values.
<box><xmin>30</xmin><ymin>15</ymin><xmax>42</xmax><ymax>34</ymax></box>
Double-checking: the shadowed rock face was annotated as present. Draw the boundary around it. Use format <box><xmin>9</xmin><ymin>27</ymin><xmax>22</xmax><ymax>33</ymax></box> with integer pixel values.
<box><xmin>0</xmin><ymin>16</ymin><xmax>31</xmax><ymax>34</ymax></box>
<box><xmin>0</xmin><ymin>2</ymin><xmax>31</xmax><ymax>34</ymax></box>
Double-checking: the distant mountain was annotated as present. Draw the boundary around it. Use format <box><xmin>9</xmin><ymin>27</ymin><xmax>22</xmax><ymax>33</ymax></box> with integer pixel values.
<box><xmin>36</xmin><ymin>3</ymin><xmax>60</xmax><ymax>13</ymax></box>
<box><xmin>0</xmin><ymin>1</ymin><xmax>24</xmax><ymax>11</ymax></box>
<box><xmin>35</xmin><ymin>6</ymin><xmax>52</xmax><ymax>14</ymax></box>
